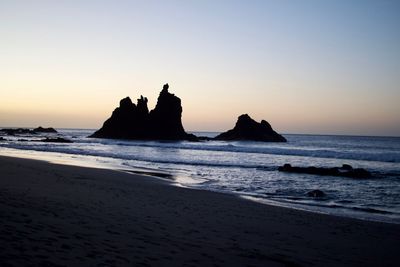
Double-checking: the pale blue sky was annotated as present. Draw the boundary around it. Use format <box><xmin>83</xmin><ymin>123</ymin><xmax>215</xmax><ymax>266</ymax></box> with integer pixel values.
<box><xmin>1</xmin><ymin>0</ymin><xmax>399</xmax><ymax>135</ymax></box>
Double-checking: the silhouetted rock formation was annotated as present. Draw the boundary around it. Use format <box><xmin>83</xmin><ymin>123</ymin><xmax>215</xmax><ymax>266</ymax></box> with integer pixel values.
<box><xmin>34</xmin><ymin>126</ymin><xmax>57</xmax><ymax>133</ymax></box>
<box><xmin>278</xmin><ymin>164</ymin><xmax>371</xmax><ymax>179</ymax></box>
<box><xmin>307</xmin><ymin>190</ymin><xmax>326</xmax><ymax>198</ymax></box>
<box><xmin>0</xmin><ymin>137</ymin><xmax>5</xmax><ymax>141</ymax></box>
<box><xmin>90</xmin><ymin>84</ymin><xmax>197</xmax><ymax>141</ymax></box>
<box><xmin>215</xmin><ymin>114</ymin><xmax>286</xmax><ymax>142</ymax></box>
<box><xmin>149</xmin><ymin>84</ymin><xmax>190</xmax><ymax>140</ymax></box>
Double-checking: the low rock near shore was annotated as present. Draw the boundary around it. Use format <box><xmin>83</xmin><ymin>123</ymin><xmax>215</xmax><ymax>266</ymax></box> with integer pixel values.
<box><xmin>0</xmin><ymin>128</ymin><xmax>36</xmax><ymax>135</ymax></box>
<box><xmin>0</xmin><ymin>127</ymin><xmax>58</xmax><ymax>135</ymax></box>
<box><xmin>40</xmin><ymin>137</ymin><xmax>72</xmax><ymax>143</ymax></box>
<box><xmin>215</xmin><ymin>114</ymin><xmax>286</xmax><ymax>142</ymax></box>
<box><xmin>278</xmin><ymin>164</ymin><xmax>371</xmax><ymax>178</ymax></box>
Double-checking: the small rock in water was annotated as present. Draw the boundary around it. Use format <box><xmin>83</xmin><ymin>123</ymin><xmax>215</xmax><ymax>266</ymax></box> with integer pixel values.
<box><xmin>341</xmin><ymin>164</ymin><xmax>353</xmax><ymax>171</ymax></box>
<box><xmin>347</xmin><ymin>168</ymin><xmax>371</xmax><ymax>178</ymax></box>
<box><xmin>307</xmin><ymin>190</ymin><xmax>325</xmax><ymax>198</ymax></box>
<box><xmin>278</xmin><ymin>164</ymin><xmax>371</xmax><ymax>179</ymax></box>
<box><xmin>278</xmin><ymin>164</ymin><xmax>292</xmax><ymax>171</ymax></box>
<box><xmin>40</xmin><ymin>137</ymin><xmax>72</xmax><ymax>143</ymax></box>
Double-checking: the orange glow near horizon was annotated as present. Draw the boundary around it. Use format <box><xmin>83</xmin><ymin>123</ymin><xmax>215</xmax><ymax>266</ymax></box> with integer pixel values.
<box><xmin>1</xmin><ymin>1</ymin><xmax>399</xmax><ymax>136</ymax></box>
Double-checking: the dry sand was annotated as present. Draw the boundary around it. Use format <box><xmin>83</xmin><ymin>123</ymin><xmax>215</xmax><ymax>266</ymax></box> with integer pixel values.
<box><xmin>0</xmin><ymin>155</ymin><xmax>399</xmax><ymax>266</ymax></box>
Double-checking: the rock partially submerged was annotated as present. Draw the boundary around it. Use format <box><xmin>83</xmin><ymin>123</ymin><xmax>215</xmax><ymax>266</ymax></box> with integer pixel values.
<box><xmin>215</xmin><ymin>114</ymin><xmax>286</xmax><ymax>142</ymax></box>
<box><xmin>278</xmin><ymin>164</ymin><xmax>371</xmax><ymax>179</ymax></box>
<box><xmin>0</xmin><ymin>128</ymin><xmax>36</xmax><ymax>135</ymax></box>
<box><xmin>307</xmin><ymin>190</ymin><xmax>326</xmax><ymax>198</ymax></box>
<box><xmin>90</xmin><ymin>84</ymin><xmax>197</xmax><ymax>141</ymax></box>
<box><xmin>34</xmin><ymin>126</ymin><xmax>57</xmax><ymax>133</ymax></box>
<box><xmin>40</xmin><ymin>137</ymin><xmax>72</xmax><ymax>143</ymax></box>
<box><xmin>0</xmin><ymin>127</ymin><xmax>57</xmax><ymax>135</ymax></box>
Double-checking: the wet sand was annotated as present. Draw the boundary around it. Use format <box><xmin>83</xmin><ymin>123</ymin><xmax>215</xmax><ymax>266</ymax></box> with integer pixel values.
<box><xmin>0</xmin><ymin>155</ymin><xmax>399</xmax><ymax>266</ymax></box>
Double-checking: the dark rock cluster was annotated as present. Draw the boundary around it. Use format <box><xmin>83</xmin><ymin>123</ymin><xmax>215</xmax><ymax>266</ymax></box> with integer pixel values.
<box><xmin>91</xmin><ymin>83</ymin><xmax>286</xmax><ymax>142</ymax></box>
<box><xmin>0</xmin><ymin>127</ymin><xmax>58</xmax><ymax>135</ymax></box>
<box><xmin>215</xmin><ymin>114</ymin><xmax>286</xmax><ymax>142</ymax></box>
<box><xmin>90</xmin><ymin>84</ymin><xmax>197</xmax><ymax>141</ymax></box>
<box><xmin>278</xmin><ymin>164</ymin><xmax>371</xmax><ymax>179</ymax></box>
<box><xmin>0</xmin><ymin>128</ymin><xmax>36</xmax><ymax>135</ymax></box>
<box><xmin>0</xmin><ymin>127</ymin><xmax>72</xmax><ymax>143</ymax></box>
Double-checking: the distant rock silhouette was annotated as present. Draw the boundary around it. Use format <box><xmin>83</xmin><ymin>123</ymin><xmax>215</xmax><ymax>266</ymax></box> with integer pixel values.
<box><xmin>278</xmin><ymin>164</ymin><xmax>372</xmax><ymax>179</ymax></box>
<box><xmin>215</xmin><ymin>114</ymin><xmax>286</xmax><ymax>142</ymax></box>
<box><xmin>90</xmin><ymin>84</ymin><xmax>197</xmax><ymax>141</ymax></box>
<box><xmin>34</xmin><ymin>126</ymin><xmax>57</xmax><ymax>133</ymax></box>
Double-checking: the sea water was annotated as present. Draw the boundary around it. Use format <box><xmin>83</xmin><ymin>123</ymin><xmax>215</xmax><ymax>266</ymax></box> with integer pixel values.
<box><xmin>1</xmin><ymin>129</ymin><xmax>399</xmax><ymax>223</ymax></box>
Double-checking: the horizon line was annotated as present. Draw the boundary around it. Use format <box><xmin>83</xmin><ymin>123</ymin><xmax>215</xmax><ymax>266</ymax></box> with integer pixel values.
<box><xmin>0</xmin><ymin>126</ymin><xmax>399</xmax><ymax>139</ymax></box>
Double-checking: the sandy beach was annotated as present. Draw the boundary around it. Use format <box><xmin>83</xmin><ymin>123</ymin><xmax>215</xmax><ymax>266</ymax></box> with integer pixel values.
<box><xmin>0</xmin><ymin>155</ymin><xmax>399</xmax><ymax>266</ymax></box>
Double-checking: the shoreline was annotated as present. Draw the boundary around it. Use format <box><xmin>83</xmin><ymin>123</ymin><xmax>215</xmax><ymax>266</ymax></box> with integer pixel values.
<box><xmin>1</xmin><ymin>147</ymin><xmax>399</xmax><ymax>225</ymax></box>
<box><xmin>1</xmin><ymin>155</ymin><xmax>399</xmax><ymax>266</ymax></box>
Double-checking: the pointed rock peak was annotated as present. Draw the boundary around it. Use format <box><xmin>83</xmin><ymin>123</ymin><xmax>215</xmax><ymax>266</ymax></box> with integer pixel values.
<box><xmin>156</xmin><ymin>83</ymin><xmax>180</xmax><ymax>106</ymax></box>
<box><xmin>238</xmin><ymin>114</ymin><xmax>252</xmax><ymax>122</ymax></box>
<box><xmin>119</xmin><ymin>97</ymin><xmax>134</xmax><ymax>109</ymax></box>
<box><xmin>162</xmin><ymin>83</ymin><xmax>169</xmax><ymax>93</ymax></box>
<box><xmin>137</xmin><ymin>95</ymin><xmax>149</xmax><ymax>114</ymax></box>
<box><xmin>235</xmin><ymin>114</ymin><xmax>258</xmax><ymax>129</ymax></box>
<box><xmin>138</xmin><ymin>95</ymin><xmax>148</xmax><ymax>104</ymax></box>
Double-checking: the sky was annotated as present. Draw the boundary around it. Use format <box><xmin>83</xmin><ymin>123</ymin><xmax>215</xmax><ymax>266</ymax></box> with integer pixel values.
<box><xmin>1</xmin><ymin>0</ymin><xmax>399</xmax><ymax>136</ymax></box>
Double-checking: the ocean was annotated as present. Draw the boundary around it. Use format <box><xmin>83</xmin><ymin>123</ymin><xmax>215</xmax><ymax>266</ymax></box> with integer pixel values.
<box><xmin>1</xmin><ymin>129</ymin><xmax>399</xmax><ymax>224</ymax></box>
